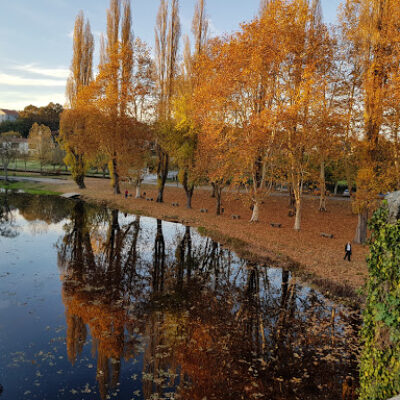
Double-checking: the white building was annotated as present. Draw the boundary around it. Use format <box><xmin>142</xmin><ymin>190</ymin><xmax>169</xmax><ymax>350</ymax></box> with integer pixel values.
<box><xmin>0</xmin><ymin>109</ymin><xmax>19</xmax><ymax>123</ymax></box>
<box><xmin>1</xmin><ymin>138</ymin><xmax>29</xmax><ymax>154</ymax></box>
<box><xmin>11</xmin><ymin>138</ymin><xmax>29</xmax><ymax>154</ymax></box>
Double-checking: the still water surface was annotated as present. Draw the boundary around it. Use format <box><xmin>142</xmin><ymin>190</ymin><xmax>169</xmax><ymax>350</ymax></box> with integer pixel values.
<box><xmin>0</xmin><ymin>194</ymin><xmax>359</xmax><ymax>399</ymax></box>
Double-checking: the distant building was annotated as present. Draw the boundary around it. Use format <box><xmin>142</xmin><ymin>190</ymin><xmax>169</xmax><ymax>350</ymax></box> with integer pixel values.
<box><xmin>1</xmin><ymin>138</ymin><xmax>29</xmax><ymax>154</ymax></box>
<box><xmin>12</xmin><ymin>138</ymin><xmax>29</xmax><ymax>154</ymax></box>
<box><xmin>0</xmin><ymin>109</ymin><xmax>19</xmax><ymax>123</ymax></box>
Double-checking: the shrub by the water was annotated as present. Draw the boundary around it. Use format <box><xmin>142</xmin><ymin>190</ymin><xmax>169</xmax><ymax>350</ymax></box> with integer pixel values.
<box><xmin>360</xmin><ymin>203</ymin><xmax>400</xmax><ymax>399</ymax></box>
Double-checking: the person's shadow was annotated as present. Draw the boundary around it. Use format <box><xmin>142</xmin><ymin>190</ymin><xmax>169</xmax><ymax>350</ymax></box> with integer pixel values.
<box><xmin>0</xmin><ymin>383</ymin><xmax>3</xmax><ymax>396</ymax></box>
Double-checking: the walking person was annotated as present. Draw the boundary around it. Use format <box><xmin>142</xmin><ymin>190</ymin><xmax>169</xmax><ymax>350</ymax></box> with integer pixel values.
<box><xmin>344</xmin><ymin>241</ymin><xmax>352</xmax><ymax>262</ymax></box>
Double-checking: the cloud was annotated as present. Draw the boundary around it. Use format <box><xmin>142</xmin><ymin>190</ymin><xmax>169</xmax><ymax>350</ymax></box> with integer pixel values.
<box><xmin>14</xmin><ymin>64</ymin><xmax>70</xmax><ymax>79</ymax></box>
<box><xmin>0</xmin><ymin>72</ymin><xmax>66</xmax><ymax>87</ymax></box>
<box><xmin>0</xmin><ymin>90</ymin><xmax>66</xmax><ymax>110</ymax></box>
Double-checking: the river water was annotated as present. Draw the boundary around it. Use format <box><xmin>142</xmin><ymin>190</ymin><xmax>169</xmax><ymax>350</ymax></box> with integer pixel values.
<box><xmin>0</xmin><ymin>193</ymin><xmax>359</xmax><ymax>399</ymax></box>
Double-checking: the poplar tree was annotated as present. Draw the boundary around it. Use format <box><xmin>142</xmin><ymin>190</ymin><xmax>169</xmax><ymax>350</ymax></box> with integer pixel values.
<box><xmin>0</xmin><ymin>131</ymin><xmax>20</xmax><ymax>181</ymax></box>
<box><xmin>192</xmin><ymin>0</ymin><xmax>208</xmax><ymax>56</ymax></box>
<box><xmin>91</xmin><ymin>0</ymin><xmax>136</xmax><ymax>194</ymax></box>
<box><xmin>280</xmin><ymin>0</ymin><xmax>323</xmax><ymax>231</ymax></box>
<box><xmin>60</xmin><ymin>11</ymin><xmax>94</xmax><ymax>189</ymax></box>
<box><xmin>106</xmin><ymin>0</ymin><xmax>122</xmax><ymax>194</ymax></box>
<box><xmin>154</xmin><ymin>0</ymin><xmax>181</xmax><ymax>203</ymax></box>
<box><xmin>343</xmin><ymin>0</ymin><xmax>400</xmax><ymax>243</ymax></box>
<box><xmin>308</xmin><ymin>1</ymin><xmax>341</xmax><ymax>212</ymax></box>
<box><xmin>171</xmin><ymin>0</ymin><xmax>208</xmax><ymax>209</ymax></box>
<box><xmin>28</xmin><ymin>123</ymin><xmax>53</xmax><ymax>172</ymax></box>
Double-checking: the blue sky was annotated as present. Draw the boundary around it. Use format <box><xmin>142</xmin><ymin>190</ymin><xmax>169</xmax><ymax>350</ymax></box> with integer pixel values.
<box><xmin>0</xmin><ymin>0</ymin><xmax>342</xmax><ymax>110</ymax></box>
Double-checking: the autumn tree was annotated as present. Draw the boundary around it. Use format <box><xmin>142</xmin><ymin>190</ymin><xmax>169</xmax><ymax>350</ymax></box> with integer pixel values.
<box><xmin>195</xmin><ymin>0</ymin><xmax>327</xmax><ymax>225</ymax></box>
<box><xmin>19</xmin><ymin>147</ymin><xmax>30</xmax><ymax>172</ymax></box>
<box><xmin>88</xmin><ymin>0</ymin><xmax>131</xmax><ymax>194</ymax></box>
<box><xmin>131</xmin><ymin>38</ymin><xmax>155</xmax><ymax>123</ymax></box>
<box><xmin>49</xmin><ymin>143</ymin><xmax>66</xmax><ymax>171</ymax></box>
<box><xmin>386</xmin><ymin>91</ymin><xmax>400</xmax><ymax>190</ymax></box>
<box><xmin>154</xmin><ymin>0</ymin><xmax>181</xmax><ymax>203</ymax></box>
<box><xmin>192</xmin><ymin>2</ymin><xmax>286</xmax><ymax>219</ymax></box>
<box><xmin>81</xmin><ymin>0</ymin><xmax>152</xmax><ymax>195</ymax></box>
<box><xmin>170</xmin><ymin>0</ymin><xmax>208</xmax><ymax>209</ymax></box>
<box><xmin>229</xmin><ymin>6</ymin><xmax>285</xmax><ymax>222</ymax></box>
<box><xmin>336</xmin><ymin>11</ymin><xmax>364</xmax><ymax>197</ymax></box>
<box><xmin>278</xmin><ymin>0</ymin><xmax>325</xmax><ymax>230</ymax></box>
<box><xmin>205</xmin><ymin>0</ymin><xmax>323</xmax><ymax>228</ymax></box>
<box><xmin>193</xmin><ymin>37</ymin><xmax>241</xmax><ymax>215</ymax></box>
<box><xmin>384</xmin><ymin>7</ymin><xmax>400</xmax><ymax>192</ymax></box>
<box><xmin>0</xmin><ymin>131</ymin><xmax>20</xmax><ymax>181</ymax></box>
<box><xmin>0</xmin><ymin>103</ymin><xmax>65</xmax><ymax>138</ymax></box>
<box><xmin>60</xmin><ymin>11</ymin><xmax>94</xmax><ymax>188</ymax></box>
<box><xmin>172</xmin><ymin>69</ymin><xmax>199</xmax><ymax>208</ymax></box>
<box><xmin>92</xmin><ymin>151</ymin><xmax>109</xmax><ymax>178</ymax></box>
<box><xmin>308</xmin><ymin>7</ymin><xmax>342</xmax><ymax>212</ymax></box>
<box><xmin>19</xmin><ymin>103</ymin><xmax>64</xmax><ymax>133</ymax></box>
<box><xmin>129</xmin><ymin>38</ymin><xmax>155</xmax><ymax>198</ymax></box>
<box><xmin>28</xmin><ymin>123</ymin><xmax>53</xmax><ymax>171</ymax></box>
<box><xmin>342</xmin><ymin>0</ymin><xmax>400</xmax><ymax>243</ymax></box>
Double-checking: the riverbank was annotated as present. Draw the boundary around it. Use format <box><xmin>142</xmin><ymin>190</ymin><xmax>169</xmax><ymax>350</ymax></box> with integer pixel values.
<box><xmin>16</xmin><ymin>176</ymin><xmax>369</xmax><ymax>302</ymax></box>
<box><xmin>0</xmin><ymin>180</ymin><xmax>62</xmax><ymax>196</ymax></box>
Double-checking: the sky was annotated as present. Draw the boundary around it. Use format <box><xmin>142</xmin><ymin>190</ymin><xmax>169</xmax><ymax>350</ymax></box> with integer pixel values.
<box><xmin>0</xmin><ymin>0</ymin><xmax>342</xmax><ymax>111</ymax></box>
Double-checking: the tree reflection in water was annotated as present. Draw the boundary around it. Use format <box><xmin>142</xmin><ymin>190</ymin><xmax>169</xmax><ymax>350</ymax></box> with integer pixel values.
<box><xmin>58</xmin><ymin>201</ymin><xmax>359</xmax><ymax>400</ymax></box>
<box><xmin>0</xmin><ymin>191</ymin><xmax>19</xmax><ymax>238</ymax></box>
<box><xmin>0</xmin><ymin>191</ymin><xmax>73</xmax><ymax>238</ymax></box>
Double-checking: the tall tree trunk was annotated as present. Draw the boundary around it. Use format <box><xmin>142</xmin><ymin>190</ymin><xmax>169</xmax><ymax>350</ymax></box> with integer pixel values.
<box><xmin>211</xmin><ymin>182</ymin><xmax>216</xmax><ymax>198</ymax></box>
<box><xmin>292</xmin><ymin>173</ymin><xmax>302</xmax><ymax>231</ymax></box>
<box><xmin>395</xmin><ymin>159</ymin><xmax>400</xmax><ymax>190</ymax></box>
<box><xmin>71</xmin><ymin>153</ymin><xmax>86</xmax><ymax>189</ymax></box>
<box><xmin>354</xmin><ymin>208</ymin><xmax>368</xmax><ymax>244</ymax></box>
<box><xmin>112</xmin><ymin>157</ymin><xmax>120</xmax><ymax>195</ymax></box>
<box><xmin>250</xmin><ymin>200</ymin><xmax>260</xmax><ymax>222</ymax></box>
<box><xmin>319</xmin><ymin>158</ymin><xmax>327</xmax><ymax>212</ymax></box>
<box><xmin>288</xmin><ymin>183</ymin><xmax>296</xmax><ymax>211</ymax></box>
<box><xmin>216</xmin><ymin>185</ymin><xmax>223</xmax><ymax>215</ymax></box>
<box><xmin>182</xmin><ymin>170</ymin><xmax>194</xmax><ymax>209</ymax></box>
<box><xmin>156</xmin><ymin>149</ymin><xmax>168</xmax><ymax>203</ymax></box>
<box><xmin>75</xmin><ymin>173</ymin><xmax>86</xmax><ymax>189</ymax></box>
<box><xmin>294</xmin><ymin>198</ymin><xmax>302</xmax><ymax>231</ymax></box>
<box><xmin>334</xmin><ymin>181</ymin><xmax>338</xmax><ymax>196</ymax></box>
<box><xmin>135</xmin><ymin>182</ymin><xmax>141</xmax><ymax>199</ymax></box>
<box><xmin>249</xmin><ymin>155</ymin><xmax>265</xmax><ymax>223</ymax></box>
<box><xmin>186</xmin><ymin>188</ymin><xmax>194</xmax><ymax>209</ymax></box>
<box><xmin>344</xmin><ymin>158</ymin><xmax>352</xmax><ymax>195</ymax></box>
<box><xmin>287</xmin><ymin>183</ymin><xmax>296</xmax><ymax>218</ymax></box>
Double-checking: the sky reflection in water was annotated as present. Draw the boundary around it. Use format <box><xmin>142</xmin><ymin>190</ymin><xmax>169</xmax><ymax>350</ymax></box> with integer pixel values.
<box><xmin>0</xmin><ymin>194</ymin><xmax>359</xmax><ymax>400</ymax></box>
